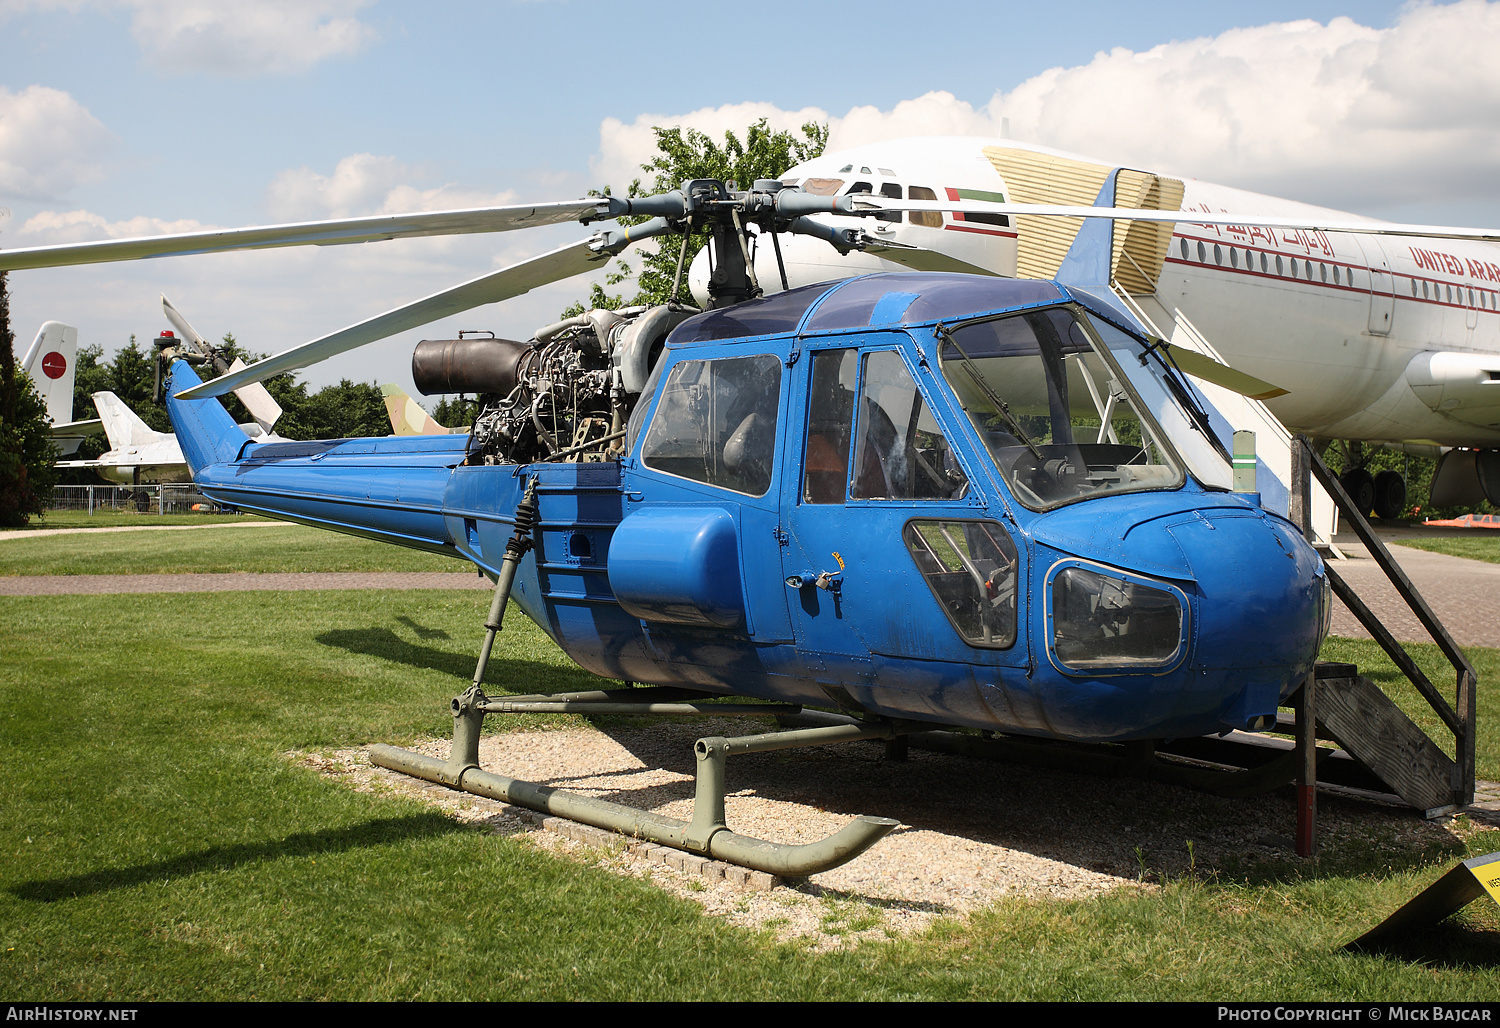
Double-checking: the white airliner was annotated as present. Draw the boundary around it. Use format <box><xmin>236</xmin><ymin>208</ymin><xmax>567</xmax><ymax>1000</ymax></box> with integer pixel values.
<box><xmin>687</xmin><ymin>136</ymin><xmax>1500</xmax><ymax>516</ymax></box>
<box><xmin>20</xmin><ymin>321</ymin><xmax>102</xmax><ymax>456</ymax></box>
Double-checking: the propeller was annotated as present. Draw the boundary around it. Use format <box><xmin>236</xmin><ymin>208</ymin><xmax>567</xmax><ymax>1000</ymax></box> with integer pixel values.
<box><xmin>854</xmin><ymin>197</ymin><xmax>1500</xmax><ymax>244</ymax></box>
<box><xmin>6</xmin><ymin>170</ymin><xmax>1492</xmax><ymax>405</ymax></box>
<box><xmin>854</xmin><ymin>236</ymin><xmax>1000</xmax><ymax>277</ymax></box>
<box><xmin>0</xmin><ymin>200</ymin><xmax>613</xmax><ymax>272</ymax></box>
<box><xmin>173</xmin><ymin>182</ymin><xmax>1012</xmax><ymax>399</ymax></box>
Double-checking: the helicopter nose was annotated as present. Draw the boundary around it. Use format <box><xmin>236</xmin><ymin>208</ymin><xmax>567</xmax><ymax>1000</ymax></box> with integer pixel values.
<box><xmin>1169</xmin><ymin>509</ymin><xmax>1324</xmax><ymax>666</ymax></box>
<box><xmin>1169</xmin><ymin>508</ymin><xmax>1324</xmax><ymax>730</ymax></box>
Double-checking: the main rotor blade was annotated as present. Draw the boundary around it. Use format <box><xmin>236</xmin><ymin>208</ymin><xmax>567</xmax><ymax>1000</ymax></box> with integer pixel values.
<box><xmin>858</xmin><ymin>237</ymin><xmax>1000</xmax><ymax>276</ymax></box>
<box><xmin>1164</xmin><ymin>345</ymin><xmax>1289</xmax><ymax>401</ymax></box>
<box><xmin>858</xmin><ymin>197</ymin><xmax>1500</xmax><ymax>244</ymax></box>
<box><xmin>0</xmin><ymin>200</ymin><xmax>607</xmax><ymax>272</ymax></box>
<box><xmin>176</xmin><ymin>237</ymin><xmax>607</xmax><ymax>399</ymax></box>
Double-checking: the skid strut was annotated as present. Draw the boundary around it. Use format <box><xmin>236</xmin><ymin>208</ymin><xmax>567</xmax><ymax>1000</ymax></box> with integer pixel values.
<box><xmin>368</xmin><ymin>476</ymin><xmax>899</xmax><ymax>876</ymax></box>
<box><xmin>369</xmin><ymin>685</ymin><xmax>901</xmax><ymax>876</ymax></box>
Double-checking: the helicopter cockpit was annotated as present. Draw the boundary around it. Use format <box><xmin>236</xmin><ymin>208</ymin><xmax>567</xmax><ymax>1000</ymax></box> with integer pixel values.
<box><xmin>633</xmin><ymin>271</ymin><xmax>1234</xmax><ymax>513</ymax></box>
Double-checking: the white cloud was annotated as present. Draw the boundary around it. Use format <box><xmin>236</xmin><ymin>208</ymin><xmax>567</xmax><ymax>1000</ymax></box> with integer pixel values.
<box><xmin>266</xmin><ymin>153</ymin><xmax>518</xmax><ymax>221</ymax></box>
<box><xmin>596</xmin><ymin>3</ymin><xmax>1500</xmax><ymax>220</ymax></box>
<box><xmin>592</xmin><ymin>101</ymin><xmax>831</xmax><ymax>193</ymax></box>
<box><xmin>0</xmin><ymin>85</ymin><xmax>114</xmax><ymax>201</ymax></box>
<box><xmin>126</xmin><ymin>0</ymin><xmax>376</xmax><ymax>75</ymax></box>
<box><xmin>0</xmin><ymin>1</ymin><xmax>376</xmax><ymax>74</ymax></box>
<box><xmin>829</xmin><ymin>91</ymin><xmax>1002</xmax><ymax>150</ymax></box>
<box><xmin>991</xmin><ymin>1</ymin><xmax>1500</xmax><ymax>211</ymax></box>
<box><xmin>15</xmin><ymin>207</ymin><xmax>208</xmax><ymax>242</ymax></box>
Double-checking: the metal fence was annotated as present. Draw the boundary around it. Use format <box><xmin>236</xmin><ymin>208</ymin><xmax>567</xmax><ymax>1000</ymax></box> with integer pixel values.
<box><xmin>49</xmin><ymin>484</ymin><xmax>223</xmax><ymax>516</ymax></box>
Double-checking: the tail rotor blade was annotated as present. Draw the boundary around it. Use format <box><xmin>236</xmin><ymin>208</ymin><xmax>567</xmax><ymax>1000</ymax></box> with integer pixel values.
<box><xmin>175</xmin><ymin>237</ymin><xmax>608</xmax><ymax>400</ymax></box>
<box><xmin>161</xmin><ymin>295</ymin><xmax>210</xmax><ymax>352</ymax></box>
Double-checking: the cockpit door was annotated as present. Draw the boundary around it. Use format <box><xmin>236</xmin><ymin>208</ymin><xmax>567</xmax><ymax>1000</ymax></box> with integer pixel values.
<box><xmin>778</xmin><ymin>336</ymin><xmax>1025</xmax><ymax>723</ymax></box>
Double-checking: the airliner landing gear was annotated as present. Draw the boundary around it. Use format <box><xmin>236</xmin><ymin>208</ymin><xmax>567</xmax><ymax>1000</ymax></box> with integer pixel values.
<box><xmin>1339</xmin><ymin>467</ymin><xmax>1376</xmax><ymax>517</ymax></box>
<box><xmin>1339</xmin><ymin>441</ymin><xmax>1409</xmax><ymax>520</ymax></box>
<box><xmin>1372</xmin><ymin>470</ymin><xmax>1407</xmax><ymax>521</ymax></box>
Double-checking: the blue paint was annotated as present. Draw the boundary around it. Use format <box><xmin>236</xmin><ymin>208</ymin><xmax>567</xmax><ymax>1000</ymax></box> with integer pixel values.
<box><xmin>609</xmin><ymin>507</ymin><xmax>745</xmax><ymax>628</ymax></box>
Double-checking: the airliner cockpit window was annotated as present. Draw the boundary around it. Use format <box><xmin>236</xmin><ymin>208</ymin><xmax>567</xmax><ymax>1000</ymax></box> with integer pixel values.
<box><xmin>937</xmin><ymin>307</ymin><xmax>1186</xmax><ymax>510</ymax></box>
<box><xmin>877</xmin><ymin>183</ymin><xmax>902</xmax><ymax>223</ymax></box>
<box><xmin>641</xmin><ymin>355</ymin><xmax>782</xmax><ymax>497</ymax></box>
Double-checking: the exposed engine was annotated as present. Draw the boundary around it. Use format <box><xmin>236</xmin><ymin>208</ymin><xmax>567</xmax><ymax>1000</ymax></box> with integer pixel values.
<box><xmin>412</xmin><ymin>304</ymin><xmax>694</xmax><ymax>465</ymax></box>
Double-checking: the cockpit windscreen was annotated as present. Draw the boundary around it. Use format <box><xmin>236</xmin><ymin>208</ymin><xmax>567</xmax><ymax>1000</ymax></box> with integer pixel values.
<box><xmin>938</xmin><ymin>306</ymin><xmax>1188</xmax><ymax>510</ymax></box>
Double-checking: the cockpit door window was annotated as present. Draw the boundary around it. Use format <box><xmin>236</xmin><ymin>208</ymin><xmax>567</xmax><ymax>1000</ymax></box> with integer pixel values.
<box><xmin>850</xmin><ymin>350</ymin><xmax>969</xmax><ymax>501</ymax></box>
<box><xmin>802</xmin><ymin>348</ymin><xmax>857</xmax><ymax>504</ymax></box>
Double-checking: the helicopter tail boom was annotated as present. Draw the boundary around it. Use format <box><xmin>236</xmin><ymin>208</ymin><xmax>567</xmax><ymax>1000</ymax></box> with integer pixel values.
<box><xmin>164</xmin><ymin>359</ymin><xmax>469</xmax><ymax>555</ymax></box>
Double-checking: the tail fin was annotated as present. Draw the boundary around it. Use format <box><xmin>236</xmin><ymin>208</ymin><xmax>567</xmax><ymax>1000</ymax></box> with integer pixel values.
<box><xmin>161</xmin><ymin>295</ymin><xmax>283</xmax><ymax>434</ymax></box>
<box><xmin>381</xmin><ymin>383</ymin><xmax>455</xmax><ymax>435</ymax></box>
<box><xmin>91</xmin><ymin>391</ymin><xmax>168</xmax><ymax>449</ymax></box>
<box><xmin>21</xmin><ymin>321</ymin><xmax>79</xmax><ymax>425</ymax></box>
<box><xmin>162</xmin><ymin>360</ymin><xmax>253</xmax><ymax>473</ymax></box>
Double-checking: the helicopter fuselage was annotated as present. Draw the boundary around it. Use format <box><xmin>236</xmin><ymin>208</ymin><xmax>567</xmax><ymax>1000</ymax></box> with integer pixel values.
<box><xmin>167</xmin><ymin>273</ymin><xmax>1327</xmax><ymax>744</ymax></box>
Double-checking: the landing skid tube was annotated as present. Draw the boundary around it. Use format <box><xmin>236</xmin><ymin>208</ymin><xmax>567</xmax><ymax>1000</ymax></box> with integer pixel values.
<box><xmin>368</xmin><ymin>684</ymin><xmax>902</xmax><ymax>876</ymax></box>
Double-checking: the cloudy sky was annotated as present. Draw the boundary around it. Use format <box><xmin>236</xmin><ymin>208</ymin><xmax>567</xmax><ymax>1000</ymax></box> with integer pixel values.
<box><xmin>3</xmin><ymin>0</ymin><xmax>1496</xmax><ymax>398</ymax></box>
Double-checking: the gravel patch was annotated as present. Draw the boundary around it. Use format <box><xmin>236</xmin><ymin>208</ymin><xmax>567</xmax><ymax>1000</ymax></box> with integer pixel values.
<box><xmin>295</xmin><ymin>717</ymin><xmax>1473</xmax><ymax>949</ymax></box>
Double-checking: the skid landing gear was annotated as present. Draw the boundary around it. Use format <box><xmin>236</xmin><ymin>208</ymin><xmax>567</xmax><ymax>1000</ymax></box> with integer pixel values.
<box><xmin>368</xmin><ymin>476</ymin><xmax>899</xmax><ymax>876</ymax></box>
<box><xmin>368</xmin><ymin>685</ymin><xmax>902</xmax><ymax>876</ymax></box>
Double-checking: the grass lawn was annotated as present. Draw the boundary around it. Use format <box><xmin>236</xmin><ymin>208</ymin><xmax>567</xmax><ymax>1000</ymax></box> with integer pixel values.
<box><xmin>2</xmin><ymin>587</ymin><xmax>1498</xmax><ymax>1000</ymax></box>
<box><xmin>0</xmin><ymin>524</ymin><xmax>464</xmax><ymax>576</ymax></box>
<box><xmin>1391</xmin><ymin>535</ymin><xmax>1500</xmax><ymax>565</ymax></box>
<box><xmin>7</xmin><ymin>510</ymin><xmax>269</xmax><ymax>531</ymax></box>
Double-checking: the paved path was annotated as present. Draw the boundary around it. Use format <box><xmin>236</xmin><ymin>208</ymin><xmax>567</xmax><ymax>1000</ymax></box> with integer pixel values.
<box><xmin>1327</xmin><ymin>538</ymin><xmax>1500</xmax><ymax>650</ymax></box>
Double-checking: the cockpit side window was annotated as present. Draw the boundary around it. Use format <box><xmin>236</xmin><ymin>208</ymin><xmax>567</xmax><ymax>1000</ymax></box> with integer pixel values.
<box><xmin>640</xmin><ymin>355</ymin><xmax>782</xmax><ymax>496</ymax></box>
<box><xmin>850</xmin><ymin>350</ymin><xmax>968</xmax><ymax>501</ymax></box>
<box><xmin>905</xmin><ymin>519</ymin><xmax>1018</xmax><ymax>648</ymax></box>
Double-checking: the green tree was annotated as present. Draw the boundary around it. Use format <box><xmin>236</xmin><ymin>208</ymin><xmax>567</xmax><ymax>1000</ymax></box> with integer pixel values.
<box><xmin>276</xmin><ymin>379</ymin><xmax>391</xmax><ymax>440</ymax></box>
<box><xmin>561</xmin><ymin>118</ymin><xmax>828</xmax><ymax>317</ymax></box>
<box><xmin>0</xmin><ymin>272</ymin><xmax>60</xmax><ymax>525</ymax></box>
<box><xmin>431</xmin><ymin>395</ymin><xmax>481</xmax><ymax>429</ymax></box>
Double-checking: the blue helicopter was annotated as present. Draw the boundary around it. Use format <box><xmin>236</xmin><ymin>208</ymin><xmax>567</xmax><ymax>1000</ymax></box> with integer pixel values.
<box><xmin>7</xmin><ymin>176</ymin><xmax>1329</xmax><ymax>873</ymax></box>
